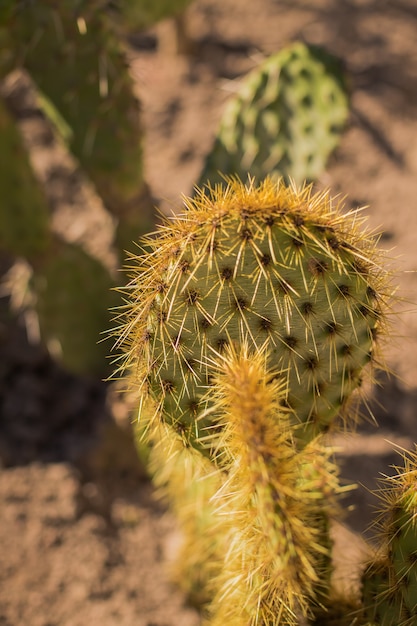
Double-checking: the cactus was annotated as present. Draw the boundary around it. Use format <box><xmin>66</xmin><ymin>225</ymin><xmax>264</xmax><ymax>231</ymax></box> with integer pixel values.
<box><xmin>5</xmin><ymin>0</ymin><xmax>156</xmax><ymax>257</ymax></box>
<box><xmin>199</xmin><ymin>43</ymin><xmax>349</xmax><ymax>188</ymax></box>
<box><xmin>361</xmin><ymin>447</ymin><xmax>417</xmax><ymax>626</ymax></box>
<box><xmin>0</xmin><ymin>0</ymin><xmax>160</xmax><ymax>375</ymax></box>
<box><xmin>198</xmin><ymin>343</ymin><xmax>341</xmax><ymax>624</ymax></box>
<box><xmin>0</xmin><ymin>96</ymin><xmax>116</xmax><ymax>376</ymax></box>
<box><xmin>31</xmin><ymin>238</ymin><xmax>117</xmax><ymax>377</ymax></box>
<box><xmin>0</xmin><ymin>88</ymin><xmax>117</xmax><ymax>376</ymax></box>
<box><xmin>0</xmin><ymin>96</ymin><xmax>51</xmax><ymax>260</ymax></box>
<box><xmin>136</xmin><ymin>341</ymin><xmax>341</xmax><ymax>625</ymax></box>
<box><xmin>115</xmin><ymin>177</ymin><xmax>388</xmax><ymax>453</ymax></box>
<box><xmin>145</xmin><ymin>416</ymin><xmax>225</xmax><ymax>608</ymax></box>
<box><xmin>112</xmin><ymin>177</ymin><xmax>397</xmax><ymax>624</ymax></box>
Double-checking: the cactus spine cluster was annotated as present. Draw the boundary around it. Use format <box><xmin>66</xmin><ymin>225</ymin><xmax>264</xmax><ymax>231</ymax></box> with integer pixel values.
<box><xmin>114</xmin><ymin>177</ymin><xmax>395</xmax><ymax>624</ymax></box>
<box><xmin>199</xmin><ymin>43</ymin><xmax>349</xmax><ymax>188</ymax></box>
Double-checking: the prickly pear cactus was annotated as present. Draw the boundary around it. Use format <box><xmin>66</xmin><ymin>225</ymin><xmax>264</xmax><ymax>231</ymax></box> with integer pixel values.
<box><xmin>115</xmin><ymin>177</ymin><xmax>389</xmax><ymax>452</ymax></box>
<box><xmin>202</xmin><ymin>343</ymin><xmax>341</xmax><ymax>624</ymax></box>
<box><xmin>0</xmin><ymin>2</ymin><xmax>13</xmax><ymax>78</ymax></box>
<box><xmin>7</xmin><ymin>0</ymin><xmax>155</xmax><ymax>255</ymax></box>
<box><xmin>0</xmin><ymin>0</ymin><xmax>157</xmax><ymax>376</ymax></box>
<box><xmin>32</xmin><ymin>239</ymin><xmax>117</xmax><ymax>377</ymax></box>
<box><xmin>0</xmin><ymin>96</ymin><xmax>50</xmax><ymax>260</ymax></box>
<box><xmin>361</xmin><ymin>447</ymin><xmax>417</xmax><ymax>626</ymax></box>
<box><xmin>136</xmin><ymin>341</ymin><xmax>341</xmax><ymax>625</ymax></box>
<box><xmin>0</xmin><ymin>89</ymin><xmax>118</xmax><ymax>376</ymax></box>
<box><xmin>199</xmin><ymin>43</ymin><xmax>349</xmax><ymax>187</ymax></box>
<box><xmin>146</xmin><ymin>417</ymin><xmax>225</xmax><ymax>608</ymax></box>
<box><xmin>113</xmin><ymin>178</ymin><xmax>405</xmax><ymax>625</ymax></box>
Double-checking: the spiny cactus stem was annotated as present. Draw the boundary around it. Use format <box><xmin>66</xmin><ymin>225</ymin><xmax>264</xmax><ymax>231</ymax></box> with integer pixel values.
<box><xmin>200</xmin><ymin>343</ymin><xmax>340</xmax><ymax>625</ymax></box>
<box><xmin>361</xmin><ymin>447</ymin><xmax>417</xmax><ymax>625</ymax></box>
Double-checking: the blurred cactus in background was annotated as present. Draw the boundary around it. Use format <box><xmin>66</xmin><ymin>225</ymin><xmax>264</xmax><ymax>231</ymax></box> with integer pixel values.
<box><xmin>0</xmin><ymin>88</ymin><xmax>116</xmax><ymax>376</ymax></box>
<box><xmin>104</xmin><ymin>0</ymin><xmax>195</xmax><ymax>54</ymax></box>
<box><xmin>0</xmin><ymin>95</ymin><xmax>51</xmax><ymax>260</ymax></box>
<box><xmin>0</xmin><ymin>0</ymin><xmax>161</xmax><ymax>376</ymax></box>
<box><xmin>6</xmin><ymin>0</ymin><xmax>156</xmax><ymax>257</ymax></box>
<box><xmin>200</xmin><ymin>43</ymin><xmax>349</xmax><ymax>187</ymax></box>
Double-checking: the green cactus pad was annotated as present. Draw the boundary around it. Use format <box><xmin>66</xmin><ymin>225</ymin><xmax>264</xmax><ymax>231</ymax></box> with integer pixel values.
<box><xmin>10</xmin><ymin>2</ymin><xmax>150</xmax><ymax>225</ymax></box>
<box><xmin>0</xmin><ymin>96</ymin><xmax>51</xmax><ymax>260</ymax></box>
<box><xmin>361</xmin><ymin>559</ymin><xmax>407</xmax><ymax>626</ymax></box>
<box><xmin>199</xmin><ymin>42</ymin><xmax>349</xmax><ymax>187</ymax></box>
<box><xmin>362</xmin><ymin>448</ymin><xmax>417</xmax><ymax>625</ymax></box>
<box><xmin>33</xmin><ymin>239</ymin><xmax>116</xmax><ymax>377</ymax></box>
<box><xmin>390</xmin><ymin>503</ymin><xmax>417</xmax><ymax>616</ymax></box>
<box><xmin>115</xmin><ymin>178</ymin><xmax>390</xmax><ymax>452</ymax></box>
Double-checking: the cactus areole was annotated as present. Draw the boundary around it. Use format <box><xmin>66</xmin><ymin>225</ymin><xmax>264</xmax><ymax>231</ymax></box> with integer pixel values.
<box><xmin>116</xmin><ymin>178</ymin><xmax>389</xmax><ymax>452</ymax></box>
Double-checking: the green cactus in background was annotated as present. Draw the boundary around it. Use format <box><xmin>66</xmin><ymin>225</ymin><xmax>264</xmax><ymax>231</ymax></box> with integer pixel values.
<box><xmin>107</xmin><ymin>0</ymin><xmax>196</xmax><ymax>54</ymax></box>
<box><xmin>0</xmin><ymin>87</ymin><xmax>118</xmax><ymax>375</ymax></box>
<box><xmin>113</xmin><ymin>177</ymin><xmax>394</xmax><ymax>624</ymax></box>
<box><xmin>0</xmin><ymin>0</ymin><xmax>163</xmax><ymax>376</ymax></box>
<box><xmin>32</xmin><ymin>239</ymin><xmax>117</xmax><ymax>376</ymax></box>
<box><xmin>0</xmin><ymin>93</ymin><xmax>117</xmax><ymax>376</ymax></box>
<box><xmin>0</xmin><ymin>2</ymin><xmax>14</xmax><ymax>78</ymax></box>
<box><xmin>199</xmin><ymin>43</ymin><xmax>349</xmax><ymax>188</ymax></box>
<box><xmin>7</xmin><ymin>0</ymin><xmax>155</xmax><ymax>257</ymax></box>
<box><xmin>0</xmin><ymin>96</ymin><xmax>51</xmax><ymax>260</ymax></box>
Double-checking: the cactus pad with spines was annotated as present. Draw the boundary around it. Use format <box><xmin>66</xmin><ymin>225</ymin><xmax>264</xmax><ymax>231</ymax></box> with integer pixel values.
<box><xmin>199</xmin><ymin>42</ymin><xmax>349</xmax><ymax>187</ymax></box>
<box><xmin>362</xmin><ymin>447</ymin><xmax>417</xmax><ymax>625</ymax></box>
<box><xmin>11</xmin><ymin>0</ymin><xmax>142</xmax><ymax>200</ymax></box>
<box><xmin>116</xmin><ymin>178</ymin><xmax>390</xmax><ymax>453</ymax></box>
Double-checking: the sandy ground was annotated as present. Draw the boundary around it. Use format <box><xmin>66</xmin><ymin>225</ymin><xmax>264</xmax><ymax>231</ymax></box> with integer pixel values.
<box><xmin>1</xmin><ymin>1</ymin><xmax>417</xmax><ymax>624</ymax></box>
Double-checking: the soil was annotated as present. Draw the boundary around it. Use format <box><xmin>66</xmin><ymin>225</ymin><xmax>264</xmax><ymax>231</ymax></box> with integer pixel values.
<box><xmin>1</xmin><ymin>1</ymin><xmax>417</xmax><ymax>625</ymax></box>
